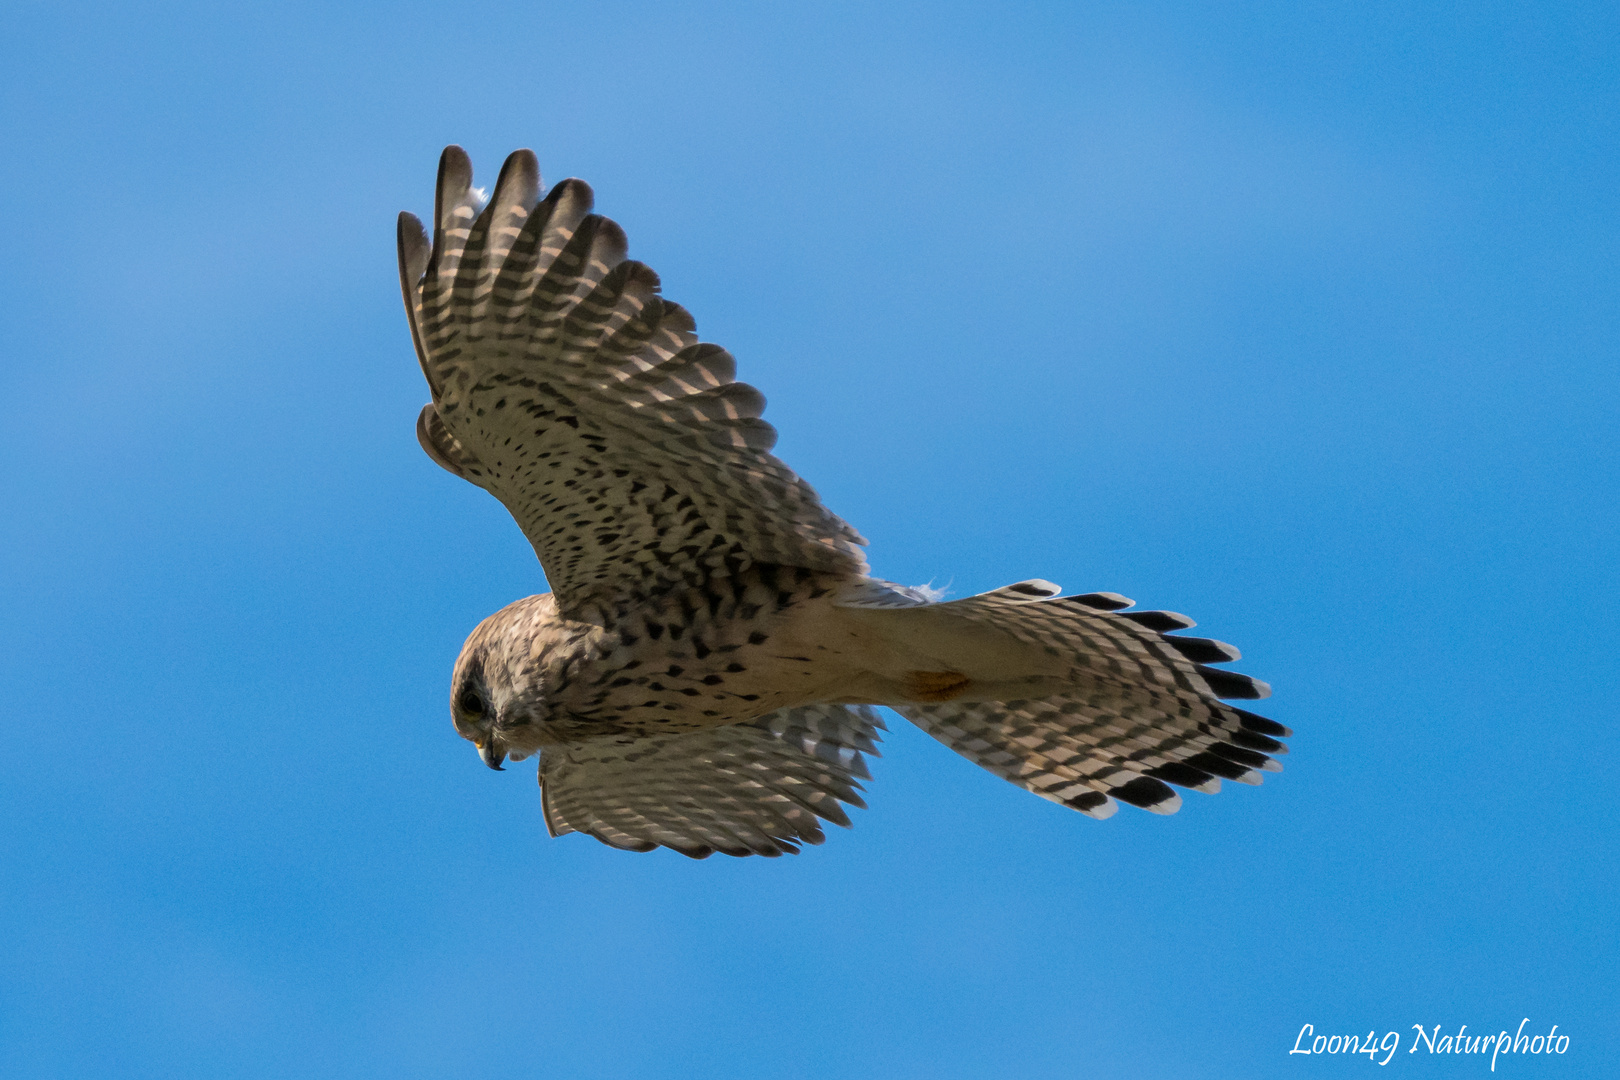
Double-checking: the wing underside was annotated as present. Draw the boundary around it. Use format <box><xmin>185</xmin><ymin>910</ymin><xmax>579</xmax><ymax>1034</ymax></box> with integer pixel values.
<box><xmin>399</xmin><ymin>147</ymin><xmax>867</xmax><ymax>615</ymax></box>
<box><xmin>538</xmin><ymin>704</ymin><xmax>885</xmax><ymax>858</ymax></box>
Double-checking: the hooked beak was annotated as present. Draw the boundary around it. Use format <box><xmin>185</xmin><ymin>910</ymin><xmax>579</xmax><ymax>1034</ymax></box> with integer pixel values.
<box><xmin>478</xmin><ymin>739</ymin><xmax>507</xmax><ymax>771</ymax></box>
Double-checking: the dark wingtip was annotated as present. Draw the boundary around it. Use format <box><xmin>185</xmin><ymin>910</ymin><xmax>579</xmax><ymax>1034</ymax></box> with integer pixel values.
<box><xmin>1231</xmin><ymin>728</ymin><xmax>1288</xmax><ymax>755</ymax></box>
<box><xmin>1063</xmin><ymin>790</ymin><xmax>1112</xmax><ymax>813</ymax></box>
<box><xmin>1183</xmin><ymin>751</ymin><xmax>1261</xmax><ymax>784</ymax></box>
<box><xmin>548</xmin><ymin>176</ymin><xmax>595</xmax><ymax>213</ymax></box>
<box><xmin>396</xmin><ymin>211</ymin><xmax>436</xmax><ymax>391</ymax></box>
<box><xmin>437</xmin><ymin>145</ymin><xmax>472</xmax><ymax>189</ymax></box>
<box><xmin>1146</xmin><ymin>761</ymin><xmax>1221</xmax><ymax>793</ymax></box>
<box><xmin>1120</xmin><ymin>609</ymin><xmax>1196</xmax><ymax>632</ymax></box>
<box><xmin>1196</xmin><ymin>665</ymin><xmax>1271</xmax><ymax>700</ymax></box>
<box><xmin>502</xmin><ymin>147</ymin><xmax>539</xmax><ymax>181</ymax></box>
<box><xmin>1072</xmin><ymin>591</ymin><xmax>1134</xmax><ymax>611</ymax></box>
<box><xmin>594</xmin><ymin>215</ymin><xmax>629</xmax><ymax>265</ymax></box>
<box><xmin>1110</xmin><ymin>776</ymin><xmax>1181</xmax><ymax>814</ymax></box>
<box><xmin>668</xmin><ymin>843</ymin><xmax>714</xmax><ymax>859</ymax></box>
<box><xmin>1209</xmin><ymin>742</ymin><xmax>1279</xmax><ymax>772</ymax></box>
<box><xmin>1234</xmin><ymin>708</ymin><xmax>1292</xmax><ymax>738</ymax></box>
<box><xmin>1161</xmin><ymin>635</ymin><xmax>1242</xmax><ymax>664</ymax></box>
<box><xmin>397</xmin><ymin>211</ymin><xmax>431</xmax><ymax>283</ymax></box>
<box><xmin>434</xmin><ymin>146</ymin><xmax>473</xmax><ymax>225</ymax></box>
<box><xmin>489</xmin><ymin>149</ymin><xmax>541</xmax><ymax>216</ymax></box>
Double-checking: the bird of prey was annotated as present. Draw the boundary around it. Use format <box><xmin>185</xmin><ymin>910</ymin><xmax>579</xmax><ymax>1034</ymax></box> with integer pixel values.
<box><xmin>398</xmin><ymin>146</ymin><xmax>1290</xmax><ymax>858</ymax></box>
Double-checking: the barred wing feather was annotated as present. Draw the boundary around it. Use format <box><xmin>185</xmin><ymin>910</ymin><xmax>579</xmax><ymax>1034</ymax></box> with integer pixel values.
<box><xmin>538</xmin><ymin>705</ymin><xmax>885</xmax><ymax>858</ymax></box>
<box><xmin>399</xmin><ymin>147</ymin><xmax>867</xmax><ymax>616</ymax></box>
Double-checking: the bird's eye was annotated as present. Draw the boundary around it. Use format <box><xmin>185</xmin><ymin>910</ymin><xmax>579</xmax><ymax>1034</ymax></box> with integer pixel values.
<box><xmin>458</xmin><ymin>688</ymin><xmax>487</xmax><ymax>717</ymax></box>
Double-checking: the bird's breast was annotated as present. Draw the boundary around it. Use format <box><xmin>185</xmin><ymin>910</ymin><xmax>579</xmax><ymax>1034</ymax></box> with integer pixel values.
<box><xmin>546</xmin><ymin>565</ymin><xmax>862</xmax><ymax>740</ymax></box>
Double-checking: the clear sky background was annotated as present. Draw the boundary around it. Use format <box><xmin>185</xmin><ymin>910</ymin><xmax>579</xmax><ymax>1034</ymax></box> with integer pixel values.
<box><xmin>2</xmin><ymin>2</ymin><xmax>1616</xmax><ymax>1077</ymax></box>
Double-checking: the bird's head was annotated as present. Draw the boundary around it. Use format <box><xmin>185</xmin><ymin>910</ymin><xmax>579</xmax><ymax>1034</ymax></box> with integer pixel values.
<box><xmin>449</xmin><ymin>593</ymin><xmax>562</xmax><ymax>770</ymax></box>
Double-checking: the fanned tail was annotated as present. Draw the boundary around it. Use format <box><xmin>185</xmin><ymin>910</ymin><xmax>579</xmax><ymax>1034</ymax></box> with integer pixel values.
<box><xmin>844</xmin><ymin>579</ymin><xmax>1289</xmax><ymax>819</ymax></box>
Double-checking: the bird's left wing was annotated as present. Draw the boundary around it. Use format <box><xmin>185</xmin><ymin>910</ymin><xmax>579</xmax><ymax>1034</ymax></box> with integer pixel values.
<box><xmin>537</xmin><ymin>705</ymin><xmax>884</xmax><ymax>858</ymax></box>
<box><xmin>399</xmin><ymin>147</ymin><xmax>868</xmax><ymax>618</ymax></box>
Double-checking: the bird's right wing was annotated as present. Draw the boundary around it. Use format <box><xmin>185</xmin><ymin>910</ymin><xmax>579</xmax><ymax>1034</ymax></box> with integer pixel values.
<box><xmin>399</xmin><ymin>147</ymin><xmax>868</xmax><ymax>618</ymax></box>
<box><xmin>537</xmin><ymin>705</ymin><xmax>884</xmax><ymax>858</ymax></box>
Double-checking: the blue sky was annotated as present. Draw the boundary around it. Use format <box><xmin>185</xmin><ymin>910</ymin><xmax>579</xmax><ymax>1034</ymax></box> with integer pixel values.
<box><xmin>2</xmin><ymin>2</ymin><xmax>1616</xmax><ymax>1076</ymax></box>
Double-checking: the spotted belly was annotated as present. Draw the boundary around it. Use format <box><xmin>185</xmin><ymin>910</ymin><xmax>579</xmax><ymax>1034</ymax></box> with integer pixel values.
<box><xmin>545</xmin><ymin>565</ymin><xmax>858</xmax><ymax>740</ymax></box>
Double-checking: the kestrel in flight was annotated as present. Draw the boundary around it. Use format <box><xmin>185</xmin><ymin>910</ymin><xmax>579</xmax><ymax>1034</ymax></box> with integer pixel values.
<box><xmin>398</xmin><ymin>146</ymin><xmax>1290</xmax><ymax>858</ymax></box>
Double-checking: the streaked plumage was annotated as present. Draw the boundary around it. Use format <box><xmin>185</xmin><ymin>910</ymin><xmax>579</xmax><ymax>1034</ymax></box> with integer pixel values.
<box><xmin>399</xmin><ymin>146</ymin><xmax>1290</xmax><ymax>858</ymax></box>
